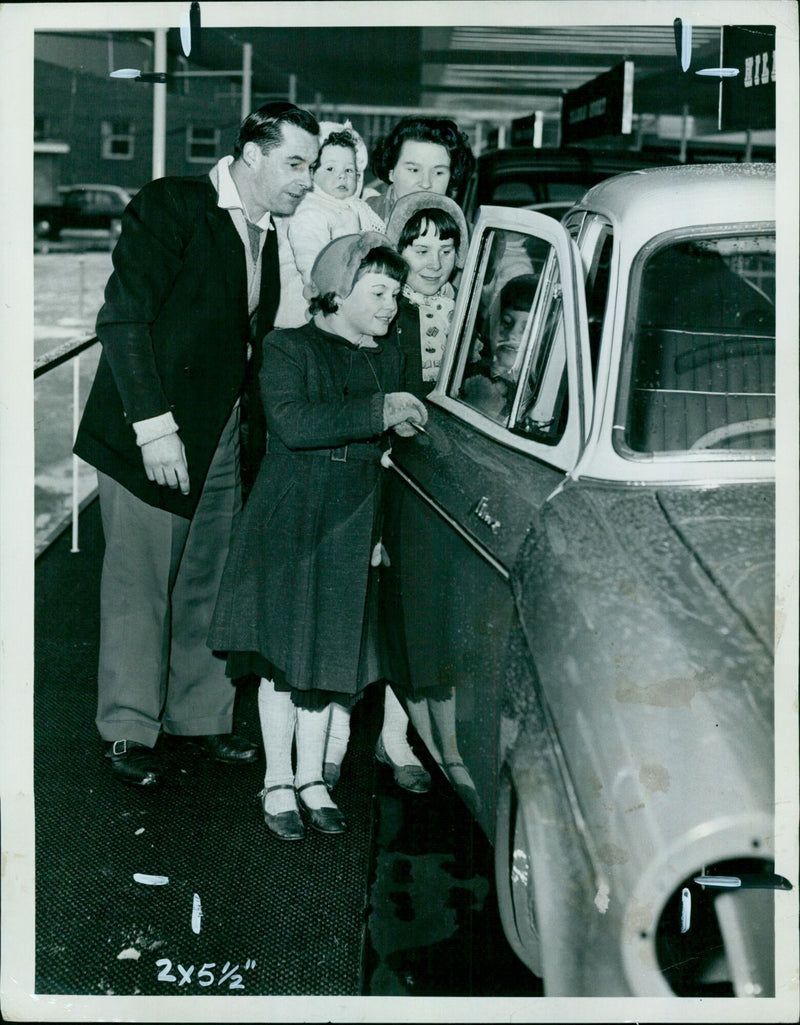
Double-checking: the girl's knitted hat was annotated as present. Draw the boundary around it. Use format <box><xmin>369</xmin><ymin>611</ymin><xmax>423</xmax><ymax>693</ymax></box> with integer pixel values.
<box><xmin>385</xmin><ymin>192</ymin><xmax>470</xmax><ymax>267</ymax></box>
<box><xmin>307</xmin><ymin>231</ymin><xmax>392</xmax><ymax>299</ymax></box>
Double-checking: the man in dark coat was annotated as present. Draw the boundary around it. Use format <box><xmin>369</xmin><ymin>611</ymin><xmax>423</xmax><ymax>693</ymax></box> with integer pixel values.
<box><xmin>74</xmin><ymin>102</ymin><xmax>320</xmax><ymax>785</ymax></box>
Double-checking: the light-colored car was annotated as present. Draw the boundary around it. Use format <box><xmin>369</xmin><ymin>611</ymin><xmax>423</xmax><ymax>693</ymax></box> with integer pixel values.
<box><xmin>381</xmin><ymin>163</ymin><xmax>784</xmax><ymax>997</ymax></box>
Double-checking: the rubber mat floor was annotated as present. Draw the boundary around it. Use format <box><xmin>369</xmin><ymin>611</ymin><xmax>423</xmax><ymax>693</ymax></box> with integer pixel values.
<box><xmin>32</xmin><ymin>499</ymin><xmax>542</xmax><ymax>1001</ymax></box>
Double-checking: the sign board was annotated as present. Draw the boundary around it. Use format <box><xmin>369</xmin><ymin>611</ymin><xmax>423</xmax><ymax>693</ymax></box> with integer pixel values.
<box><xmin>560</xmin><ymin>60</ymin><xmax>633</xmax><ymax>145</ymax></box>
<box><xmin>721</xmin><ymin>25</ymin><xmax>776</xmax><ymax>131</ymax></box>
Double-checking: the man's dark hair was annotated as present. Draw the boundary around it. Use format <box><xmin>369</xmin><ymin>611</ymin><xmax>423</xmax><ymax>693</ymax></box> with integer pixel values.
<box><xmin>234</xmin><ymin>102</ymin><xmax>319</xmax><ymax>159</ymax></box>
<box><xmin>370</xmin><ymin>116</ymin><xmax>476</xmax><ymax>193</ymax></box>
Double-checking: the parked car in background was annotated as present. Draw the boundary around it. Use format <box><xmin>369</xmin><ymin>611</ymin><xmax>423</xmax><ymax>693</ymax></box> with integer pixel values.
<box><xmin>34</xmin><ymin>183</ymin><xmax>133</xmax><ymax>241</ymax></box>
<box><xmin>458</xmin><ymin>146</ymin><xmax>676</xmax><ymax>225</ymax></box>
<box><xmin>382</xmin><ymin>163</ymin><xmax>782</xmax><ymax>997</ymax></box>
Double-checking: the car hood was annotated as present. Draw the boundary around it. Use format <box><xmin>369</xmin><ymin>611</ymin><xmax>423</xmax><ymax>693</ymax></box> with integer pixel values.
<box><xmin>653</xmin><ymin>484</ymin><xmax>775</xmax><ymax>654</ymax></box>
<box><xmin>515</xmin><ymin>478</ymin><xmax>776</xmax><ymax>719</ymax></box>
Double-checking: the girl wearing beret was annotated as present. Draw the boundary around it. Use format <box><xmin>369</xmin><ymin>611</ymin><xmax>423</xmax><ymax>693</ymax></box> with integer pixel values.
<box><xmin>372</xmin><ymin>195</ymin><xmax>476</xmax><ymax>802</ymax></box>
<box><xmin>208</xmin><ymin>233</ymin><xmax>427</xmax><ymax>841</ymax></box>
<box><xmin>384</xmin><ymin>192</ymin><xmax>469</xmax><ymax>397</ymax></box>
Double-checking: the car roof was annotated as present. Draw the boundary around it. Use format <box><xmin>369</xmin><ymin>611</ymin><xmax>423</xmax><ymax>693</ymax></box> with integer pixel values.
<box><xmin>475</xmin><ymin>146</ymin><xmax>671</xmax><ymax>174</ymax></box>
<box><xmin>574</xmin><ymin>162</ymin><xmax>775</xmax><ymax>236</ymax></box>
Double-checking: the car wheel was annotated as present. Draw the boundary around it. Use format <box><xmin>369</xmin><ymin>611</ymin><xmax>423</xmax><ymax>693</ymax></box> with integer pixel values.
<box><xmin>494</xmin><ymin>768</ymin><xmax>543</xmax><ymax>978</ymax></box>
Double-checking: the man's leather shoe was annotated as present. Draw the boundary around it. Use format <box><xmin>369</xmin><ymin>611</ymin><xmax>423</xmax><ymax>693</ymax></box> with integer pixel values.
<box><xmin>200</xmin><ymin>733</ymin><xmax>259</xmax><ymax>763</ymax></box>
<box><xmin>106</xmin><ymin>740</ymin><xmax>162</xmax><ymax>786</ymax></box>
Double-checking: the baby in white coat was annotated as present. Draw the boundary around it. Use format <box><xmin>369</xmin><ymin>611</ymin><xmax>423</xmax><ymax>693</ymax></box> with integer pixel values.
<box><xmin>274</xmin><ymin>121</ymin><xmax>386</xmax><ymax>327</ymax></box>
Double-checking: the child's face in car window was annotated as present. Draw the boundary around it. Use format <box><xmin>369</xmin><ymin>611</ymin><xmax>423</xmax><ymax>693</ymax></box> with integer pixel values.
<box><xmin>491</xmin><ymin>306</ymin><xmax>528</xmax><ymax>381</ymax></box>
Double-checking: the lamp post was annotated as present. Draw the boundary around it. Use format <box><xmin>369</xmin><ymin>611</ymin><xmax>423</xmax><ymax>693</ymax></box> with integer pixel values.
<box><xmin>152</xmin><ymin>28</ymin><xmax>167</xmax><ymax>180</ymax></box>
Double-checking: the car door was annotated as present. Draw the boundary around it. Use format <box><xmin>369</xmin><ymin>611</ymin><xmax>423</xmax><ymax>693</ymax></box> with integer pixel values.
<box><xmin>382</xmin><ymin>207</ymin><xmax>591</xmax><ymax>839</ymax></box>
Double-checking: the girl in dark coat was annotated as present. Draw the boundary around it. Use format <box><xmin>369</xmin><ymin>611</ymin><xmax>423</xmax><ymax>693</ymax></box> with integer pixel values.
<box><xmin>371</xmin><ymin>193</ymin><xmax>478</xmax><ymax>801</ymax></box>
<box><xmin>208</xmin><ymin>233</ymin><xmax>427</xmax><ymax>840</ymax></box>
<box><xmin>384</xmin><ymin>191</ymin><xmax>469</xmax><ymax>396</ymax></box>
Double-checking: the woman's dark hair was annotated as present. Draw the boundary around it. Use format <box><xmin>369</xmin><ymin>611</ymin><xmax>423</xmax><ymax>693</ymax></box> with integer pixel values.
<box><xmin>397</xmin><ymin>208</ymin><xmax>461</xmax><ymax>253</ymax></box>
<box><xmin>312</xmin><ymin>129</ymin><xmax>358</xmax><ymax>172</ymax></box>
<box><xmin>309</xmin><ymin>245</ymin><xmax>407</xmax><ymax>316</ymax></box>
<box><xmin>234</xmin><ymin>101</ymin><xmax>319</xmax><ymax>159</ymax></box>
<box><xmin>370</xmin><ymin>116</ymin><xmax>476</xmax><ymax>193</ymax></box>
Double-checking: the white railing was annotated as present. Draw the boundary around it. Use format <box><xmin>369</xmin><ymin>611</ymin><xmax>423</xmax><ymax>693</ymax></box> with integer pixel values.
<box><xmin>34</xmin><ymin>335</ymin><xmax>100</xmax><ymax>556</ymax></box>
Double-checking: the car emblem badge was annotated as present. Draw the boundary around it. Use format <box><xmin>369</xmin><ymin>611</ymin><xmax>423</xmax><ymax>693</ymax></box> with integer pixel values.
<box><xmin>473</xmin><ymin>496</ymin><xmax>501</xmax><ymax>535</ymax></box>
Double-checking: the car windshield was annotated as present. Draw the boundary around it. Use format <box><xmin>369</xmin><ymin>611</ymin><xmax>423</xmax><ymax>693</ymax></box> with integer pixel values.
<box><xmin>616</xmin><ymin>231</ymin><xmax>776</xmax><ymax>457</ymax></box>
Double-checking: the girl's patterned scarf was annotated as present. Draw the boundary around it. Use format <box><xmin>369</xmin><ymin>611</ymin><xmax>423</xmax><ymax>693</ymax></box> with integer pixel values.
<box><xmin>402</xmin><ymin>282</ymin><xmax>456</xmax><ymax>382</ymax></box>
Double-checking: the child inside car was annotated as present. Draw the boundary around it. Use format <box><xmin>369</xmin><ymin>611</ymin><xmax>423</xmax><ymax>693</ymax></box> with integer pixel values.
<box><xmin>462</xmin><ymin>273</ymin><xmax>538</xmax><ymax>420</ymax></box>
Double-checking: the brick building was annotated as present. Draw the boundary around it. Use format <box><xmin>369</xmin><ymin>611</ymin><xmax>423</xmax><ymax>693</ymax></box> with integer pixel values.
<box><xmin>34</xmin><ymin>31</ymin><xmax>264</xmax><ymax>197</ymax></box>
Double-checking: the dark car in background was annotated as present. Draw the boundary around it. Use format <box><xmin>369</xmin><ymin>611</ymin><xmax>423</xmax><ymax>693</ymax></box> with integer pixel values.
<box><xmin>382</xmin><ymin>163</ymin><xmax>781</xmax><ymax>997</ymax></box>
<box><xmin>34</xmin><ymin>183</ymin><xmax>133</xmax><ymax>241</ymax></box>
<box><xmin>458</xmin><ymin>146</ymin><xmax>676</xmax><ymax>224</ymax></box>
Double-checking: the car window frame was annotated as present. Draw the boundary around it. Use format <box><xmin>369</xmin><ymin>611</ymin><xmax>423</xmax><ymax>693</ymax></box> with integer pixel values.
<box><xmin>429</xmin><ymin>205</ymin><xmax>592</xmax><ymax>474</ymax></box>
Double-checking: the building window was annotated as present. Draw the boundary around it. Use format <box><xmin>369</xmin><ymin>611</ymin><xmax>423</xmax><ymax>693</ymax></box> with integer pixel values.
<box><xmin>186</xmin><ymin>125</ymin><xmax>220</xmax><ymax>163</ymax></box>
<box><xmin>101</xmin><ymin>120</ymin><xmax>135</xmax><ymax>160</ymax></box>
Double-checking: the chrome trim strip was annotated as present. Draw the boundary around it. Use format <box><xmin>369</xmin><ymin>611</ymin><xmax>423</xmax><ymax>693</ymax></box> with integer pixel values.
<box><xmin>386</xmin><ymin>455</ymin><xmax>511</xmax><ymax>582</ymax></box>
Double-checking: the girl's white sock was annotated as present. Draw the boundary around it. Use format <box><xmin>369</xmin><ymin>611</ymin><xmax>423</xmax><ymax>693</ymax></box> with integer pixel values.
<box><xmin>295</xmin><ymin>704</ymin><xmax>337</xmax><ymax>810</ymax></box>
<box><xmin>380</xmin><ymin>685</ymin><xmax>423</xmax><ymax>766</ymax></box>
<box><xmin>323</xmin><ymin>701</ymin><xmax>351</xmax><ymax>769</ymax></box>
<box><xmin>258</xmin><ymin>677</ymin><xmax>297</xmax><ymax>815</ymax></box>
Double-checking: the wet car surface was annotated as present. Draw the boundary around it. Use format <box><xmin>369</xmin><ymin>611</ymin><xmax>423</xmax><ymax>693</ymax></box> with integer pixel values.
<box><xmin>382</xmin><ymin>163</ymin><xmax>782</xmax><ymax>997</ymax></box>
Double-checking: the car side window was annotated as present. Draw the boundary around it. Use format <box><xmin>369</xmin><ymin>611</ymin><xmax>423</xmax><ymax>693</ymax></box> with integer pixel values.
<box><xmin>618</xmin><ymin>232</ymin><xmax>776</xmax><ymax>454</ymax></box>
<box><xmin>92</xmin><ymin>191</ymin><xmax>116</xmax><ymax>211</ymax></box>
<box><xmin>584</xmin><ymin>225</ymin><xmax>614</xmax><ymax>382</ymax></box>
<box><xmin>448</xmin><ymin>227</ymin><xmax>551</xmax><ymax>426</ymax></box>
<box><xmin>512</xmin><ymin>252</ymin><xmax>570</xmax><ymax>445</ymax></box>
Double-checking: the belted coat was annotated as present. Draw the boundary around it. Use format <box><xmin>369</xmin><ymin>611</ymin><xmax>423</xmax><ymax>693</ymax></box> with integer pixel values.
<box><xmin>208</xmin><ymin>322</ymin><xmax>407</xmax><ymax>696</ymax></box>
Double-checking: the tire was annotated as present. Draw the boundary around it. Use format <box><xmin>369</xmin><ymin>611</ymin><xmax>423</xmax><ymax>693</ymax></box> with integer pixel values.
<box><xmin>494</xmin><ymin>769</ymin><xmax>543</xmax><ymax>978</ymax></box>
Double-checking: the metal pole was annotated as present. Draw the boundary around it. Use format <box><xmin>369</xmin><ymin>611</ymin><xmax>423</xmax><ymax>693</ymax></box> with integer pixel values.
<box><xmin>71</xmin><ymin>355</ymin><xmax>81</xmax><ymax>553</ymax></box>
<box><xmin>679</xmin><ymin>103</ymin><xmax>689</xmax><ymax>164</ymax></box>
<box><xmin>533</xmin><ymin>111</ymin><xmax>543</xmax><ymax>149</ymax></box>
<box><xmin>78</xmin><ymin>256</ymin><xmax>85</xmax><ymax>321</ymax></box>
<box><xmin>152</xmin><ymin>28</ymin><xmax>167</xmax><ymax>180</ymax></box>
<box><xmin>241</xmin><ymin>42</ymin><xmax>252</xmax><ymax>121</ymax></box>
<box><xmin>288</xmin><ymin>73</ymin><xmax>297</xmax><ymax>104</ymax></box>
<box><xmin>474</xmin><ymin>121</ymin><xmax>484</xmax><ymax>155</ymax></box>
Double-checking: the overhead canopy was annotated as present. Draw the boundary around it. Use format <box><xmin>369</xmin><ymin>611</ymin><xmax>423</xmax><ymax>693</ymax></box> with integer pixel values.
<box><xmin>419</xmin><ymin>24</ymin><xmax>725</xmax><ymax>116</ymax></box>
